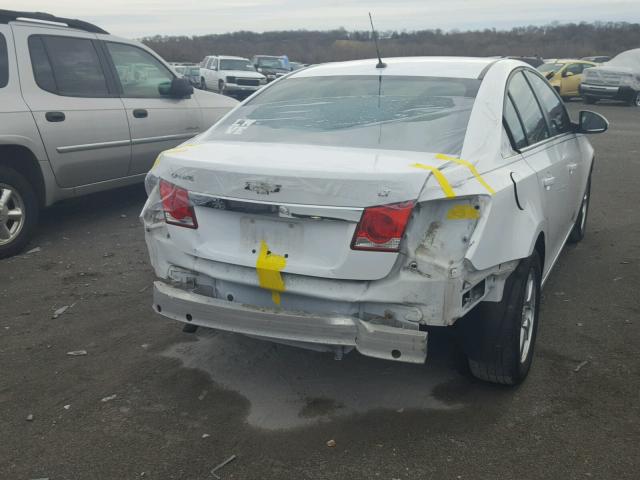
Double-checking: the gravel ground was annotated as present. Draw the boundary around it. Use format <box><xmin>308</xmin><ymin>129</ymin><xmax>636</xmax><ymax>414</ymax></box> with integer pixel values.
<box><xmin>1</xmin><ymin>102</ymin><xmax>638</xmax><ymax>480</ymax></box>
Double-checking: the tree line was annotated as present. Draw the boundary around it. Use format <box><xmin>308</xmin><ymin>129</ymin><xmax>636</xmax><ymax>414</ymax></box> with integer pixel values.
<box><xmin>141</xmin><ymin>22</ymin><xmax>640</xmax><ymax>64</ymax></box>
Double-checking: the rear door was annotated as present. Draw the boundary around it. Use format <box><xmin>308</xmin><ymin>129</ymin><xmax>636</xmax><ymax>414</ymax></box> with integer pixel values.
<box><xmin>103</xmin><ymin>41</ymin><xmax>202</xmax><ymax>176</ymax></box>
<box><xmin>507</xmin><ymin>70</ymin><xmax>572</xmax><ymax>263</ymax></box>
<box><xmin>14</xmin><ymin>26</ymin><xmax>131</xmax><ymax>187</ymax></box>
<box><xmin>562</xmin><ymin>62</ymin><xmax>585</xmax><ymax>96</ymax></box>
<box><xmin>203</xmin><ymin>57</ymin><xmax>219</xmax><ymax>89</ymax></box>
<box><xmin>524</xmin><ymin>70</ymin><xmax>585</xmax><ymax>227</ymax></box>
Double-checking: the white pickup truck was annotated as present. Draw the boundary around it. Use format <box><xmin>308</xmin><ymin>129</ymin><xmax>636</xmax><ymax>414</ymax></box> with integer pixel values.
<box><xmin>200</xmin><ymin>56</ymin><xmax>266</xmax><ymax>97</ymax></box>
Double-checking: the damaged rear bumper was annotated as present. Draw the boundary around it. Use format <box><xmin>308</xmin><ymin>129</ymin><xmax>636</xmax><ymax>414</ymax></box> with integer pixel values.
<box><xmin>153</xmin><ymin>280</ymin><xmax>428</xmax><ymax>363</ymax></box>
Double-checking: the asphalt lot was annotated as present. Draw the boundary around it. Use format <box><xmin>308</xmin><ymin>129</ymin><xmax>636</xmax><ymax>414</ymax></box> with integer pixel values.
<box><xmin>1</xmin><ymin>101</ymin><xmax>639</xmax><ymax>480</ymax></box>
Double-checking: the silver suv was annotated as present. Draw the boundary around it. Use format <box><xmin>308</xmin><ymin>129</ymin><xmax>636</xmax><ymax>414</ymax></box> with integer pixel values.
<box><xmin>0</xmin><ymin>10</ymin><xmax>237</xmax><ymax>258</ymax></box>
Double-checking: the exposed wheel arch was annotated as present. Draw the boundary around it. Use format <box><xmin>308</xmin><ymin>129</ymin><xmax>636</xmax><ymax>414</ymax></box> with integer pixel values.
<box><xmin>0</xmin><ymin>145</ymin><xmax>45</xmax><ymax>207</ymax></box>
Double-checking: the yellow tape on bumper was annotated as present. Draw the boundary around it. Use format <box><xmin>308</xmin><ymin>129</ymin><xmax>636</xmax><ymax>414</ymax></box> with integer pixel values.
<box><xmin>256</xmin><ymin>240</ymin><xmax>287</xmax><ymax>305</ymax></box>
<box><xmin>410</xmin><ymin>163</ymin><xmax>456</xmax><ymax>198</ymax></box>
<box><xmin>434</xmin><ymin>153</ymin><xmax>496</xmax><ymax>195</ymax></box>
<box><xmin>446</xmin><ymin>204</ymin><xmax>480</xmax><ymax>220</ymax></box>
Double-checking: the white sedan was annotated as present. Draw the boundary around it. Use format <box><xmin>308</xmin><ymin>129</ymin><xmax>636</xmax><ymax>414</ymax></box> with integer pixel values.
<box><xmin>141</xmin><ymin>57</ymin><xmax>608</xmax><ymax>385</ymax></box>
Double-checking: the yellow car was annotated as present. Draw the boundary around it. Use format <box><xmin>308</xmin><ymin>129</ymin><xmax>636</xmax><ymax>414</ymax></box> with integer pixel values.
<box><xmin>538</xmin><ymin>59</ymin><xmax>597</xmax><ymax>99</ymax></box>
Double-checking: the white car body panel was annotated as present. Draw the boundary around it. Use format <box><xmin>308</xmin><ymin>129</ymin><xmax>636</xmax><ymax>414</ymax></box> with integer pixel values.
<box><xmin>142</xmin><ymin>56</ymin><xmax>596</xmax><ymax>363</ymax></box>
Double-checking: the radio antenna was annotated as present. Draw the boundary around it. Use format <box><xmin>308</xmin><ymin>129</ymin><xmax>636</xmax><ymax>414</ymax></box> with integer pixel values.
<box><xmin>368</xmin><ymin>12</ymin><xmax>387</xmax><ymax>69</ymax></box>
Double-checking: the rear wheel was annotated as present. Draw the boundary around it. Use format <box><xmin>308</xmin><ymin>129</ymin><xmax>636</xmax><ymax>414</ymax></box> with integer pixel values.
<box><xmin>0</xmin><ymin>166</ymin><xmax>39</xmax><ymax>258</ymax></box>
<box><xmin>629</xmin><ymin>91</ymin><xmax>640</xmax><ymax>107</ymax></box>
<box><xmin>200</xmin><ymin>78</ymin><xmax>206</xmax><ymax>90</ymax></box>
<box><xmin>584</xmin><ymin>96</ymin><xmax>598</xmax><ymax>105</ymax></box>
<box><xmin>457</xmin><ymin>250</ymin><xmax>542</xmax><ymax>385</ymax></box>
<box><xmin>568</xmin><ymin>175</ymin><xmax>591</xmax><ymax>243</ymax></box>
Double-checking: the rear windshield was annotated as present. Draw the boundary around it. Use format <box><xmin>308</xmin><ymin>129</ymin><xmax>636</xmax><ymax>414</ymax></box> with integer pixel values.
<box><xmin>0</xmin><ymin>34</ymin><xmax>8</xmax><ymax>88</ymax></box>
<box><xmin>204</xmin><ymin>75</ymin><xmax>480</xmax><ymax>155</ymax></box>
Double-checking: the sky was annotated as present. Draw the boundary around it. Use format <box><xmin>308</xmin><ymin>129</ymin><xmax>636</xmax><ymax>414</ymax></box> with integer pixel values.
<box><xmin>11</xmin><ymin>0</ymin><xmax>640</xmax><ymax>38</ymax></box>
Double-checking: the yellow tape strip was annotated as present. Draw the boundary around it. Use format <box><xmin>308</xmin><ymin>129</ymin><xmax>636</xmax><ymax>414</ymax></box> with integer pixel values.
<box><xmin>434</xmin><ymin>153</ymin><xmax>496</xmax><ymax>195</ymax></box>
<box><xmin>255</xmin><ymin>240</ymin><xmax>287</xmax><ymax>305</ymax></box>
<box><xmin>153</xmin><ymin>144</ymin><xmax>198</xmax><ymax>170</ymax></box>
<box><xmin>410</xmin><ymin>163</ymin><xmax>456</xmax><ymax>198</ymax></box>
<box><xmin>446</xmin><ymin>204</ymin><xmax>480</xmax><ymax>220</ymax></box>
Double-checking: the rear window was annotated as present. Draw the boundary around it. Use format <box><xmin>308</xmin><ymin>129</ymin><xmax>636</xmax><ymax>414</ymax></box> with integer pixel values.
<box><xmin>220</xmin><ymin>59</ymin><xmax>254</xmax><ymax>71</ymax></box>
<box><xmin>204</xmin><ymin>75</ymin><xmax>480</xmax><ymax>156</ymax></box>
<box><xmin>508</xmin><ymin>72</ymin><xmax>549</xmax><ymax>145</ymax></box>
<box><xmin>538</xmin><ymin>63</ymin><xmax>563</xmax><ymax>74</ymax></box>
<box><xmin>28</xmin><ymin>35</ymin><xmax>109</xmax><ymax>97</ymax></box>
<box><xmin>0</xmin><ymin>33</ymin><xmax>8</xmax><ymax>88</ymax></box>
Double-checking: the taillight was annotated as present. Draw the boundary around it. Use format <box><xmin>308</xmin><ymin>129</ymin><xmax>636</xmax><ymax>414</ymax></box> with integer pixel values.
<box><xmin>159</xmin><ymin>179</ymin><xmax>198</xmax><ymax>229</ymax></box>
<box><xmin>351</xmin><ymin>201</ymin><xmax>414</xmax><ymax>252</ymax></box>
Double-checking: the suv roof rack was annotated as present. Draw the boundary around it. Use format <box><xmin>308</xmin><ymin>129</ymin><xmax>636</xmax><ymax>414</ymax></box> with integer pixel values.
<box><xmin>0</xmin><ymin>9</ymin><xmax>108</xmax><ymax>34</ymax></box>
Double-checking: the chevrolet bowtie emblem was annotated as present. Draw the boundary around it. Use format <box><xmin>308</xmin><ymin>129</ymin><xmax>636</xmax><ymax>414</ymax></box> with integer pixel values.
<box><xmin>244</xmin><ymin>181</ymin><xmax>282</xmax><ymax>195</ymax></box>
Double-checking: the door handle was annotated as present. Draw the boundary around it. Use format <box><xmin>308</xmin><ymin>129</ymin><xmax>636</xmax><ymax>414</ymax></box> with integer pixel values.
<box><xmin>542</xmin><ymin>176</ymin><xmax>556</xmax><ymax>190</ymax></box>
<box><xmin>45</xmin><ymin>111</ymin><xmax>65</xmax><ymax>122</ymax></box>
<box><xmin>133</xmin><ymin>109</ymin><xmax>148</xmax><ymax>119</ymax></box>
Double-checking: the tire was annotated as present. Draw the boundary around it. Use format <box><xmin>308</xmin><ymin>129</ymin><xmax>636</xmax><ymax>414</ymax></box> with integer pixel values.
<box><xmin>0</xmin><ymin>166</ymin><xmax>39</xmax><ymax>259</ymax></box>
<box><xmin>200</xmin><ymin>78</ymin><xmax>206</xmax><ymax>90</ymax></box>
<box><xmin>561</xmin><ymin>95</ymin><xmax>571</xmax><ymax>102</ymax></box>
<box><xmin>218</xmin><ymin>80</ymin><xmax>225</xmax><ymax>95</ymax></box>
<box><xmin>628</xmin><ymin>91</ymin><xmax>640</xmax><ymax>107</ymax></box>
<box><xmin>584</xmin><ymin>96</ymin><xmax>597</xmax><ymax>105</ymax></box>
<box><xmin>457</xmin><ymin>250</ymin><xmax>542</xmax><ymax>386</ymax></box>
<box><xmin>568</xmin><ymin>175</ymin><xmax>591</xmax><ymax>244</ymax></box>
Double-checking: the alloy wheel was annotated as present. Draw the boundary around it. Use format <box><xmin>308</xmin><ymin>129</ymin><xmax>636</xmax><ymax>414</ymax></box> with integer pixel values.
<box><xmin>0</xmin><ymin>184</ymin><xmax>26</xmax><ymax>246</ymax></box>
<box><xmin>519</xmin><ymin>270</ymin><xmax>537</xmax><ymax>363</ymax></box>
<box><xmin>579</xmin><ymin>188</ymin><xmax>589</xmax><ymax>233</ymax></box>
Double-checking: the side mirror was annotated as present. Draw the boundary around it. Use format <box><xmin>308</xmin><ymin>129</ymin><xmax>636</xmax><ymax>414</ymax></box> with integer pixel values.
<box><xmin>577</xmin><ymin>110</ymin><xmax>608</xmax><ymax>134</ymax></box>
<box><xmin>159</xmin><ymin>77</ymin><xmax>194</xmax><ymax>99</ymax></box>
<box><xmin>545</xmin><ymin>71</ymin><xmax>555</xmax><ymax>79</ymax></box>
<box><xmin>563</xmin><ymin>71</ymin><xmax>574</xmax><ymax>78</ymax></box>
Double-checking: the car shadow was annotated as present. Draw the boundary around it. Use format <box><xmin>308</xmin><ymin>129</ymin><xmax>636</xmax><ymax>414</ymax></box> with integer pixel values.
<box><xmin>31</xmin><ymin>183</ymin><xmax>148</xmax><ymax>244</ymax></box>
<box><xmin>163</xmin><ymin>324</ymin><xmax>511</xmax><ymax>430</ymax></box>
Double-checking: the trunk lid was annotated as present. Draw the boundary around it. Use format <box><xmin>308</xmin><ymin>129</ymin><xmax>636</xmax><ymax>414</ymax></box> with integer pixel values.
<box><xmin>154</xmin><ymin>141</ymin><xmax>445</xmax><ymax>281</ymax></box>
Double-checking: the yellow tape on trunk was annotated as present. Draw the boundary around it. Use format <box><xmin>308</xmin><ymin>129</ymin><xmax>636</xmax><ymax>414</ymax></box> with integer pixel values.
<box><xmin>410</xmin><ymin>163</ymin><xmax>456</xmax><ymax>198</ymax></box>
<box><xmin>256</xmin><ymin>240</ymin><xmax>287</xmax><ymax>305</ymax></box>
<box><xmin>434</xmin><ymin>153</ymin><xmax>496</xmax><ymax>195</ymax></box>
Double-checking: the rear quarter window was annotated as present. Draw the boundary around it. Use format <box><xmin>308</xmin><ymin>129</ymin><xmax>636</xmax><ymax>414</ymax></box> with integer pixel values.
<box><xmin>0</xmin><ymin>33</ymin><xmax>8</xmax><ymax>88</ymax></box>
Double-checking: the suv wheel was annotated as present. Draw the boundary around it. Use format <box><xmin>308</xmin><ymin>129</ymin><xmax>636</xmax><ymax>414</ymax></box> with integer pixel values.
<box><xmin>630</xmin><ymin>91</ymin><xmax>640</xmax><ymax>107</ymax></box>
<box><xmin>568</xmin><ymin>175</ymin><xmax>591</xmax><ymax>243</ymax></box>
<box><xmin>200</xmin><ymin>78</ymin><xmax>206</xmax><ymax>90</ymax></box>
<box><xmin>218</xmin><ymin>80</ymin><xmax>225</xmax><ymax>94</ymax></box>
<box><xmin>584</xmin><ymin>96</ymin><xmax>597</xmax><ymax>105</ymax></box>
<box><xmin>0</xmin><ymin>166</ymin><xmax>39</xmax><ymax>258</ymax></box>
<box><xmin>457</xmin><ymin>250</ymin><xmax>542</xmax><ymax>385</ymax></box>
